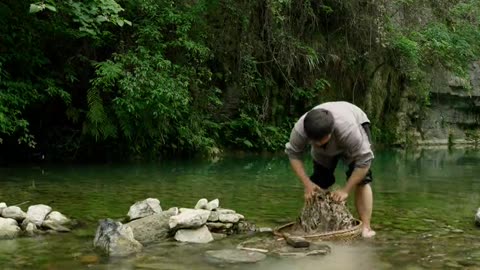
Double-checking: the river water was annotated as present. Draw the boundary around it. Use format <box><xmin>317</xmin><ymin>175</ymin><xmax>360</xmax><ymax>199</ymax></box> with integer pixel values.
<box><xmin>0</xmin><ymin>148</ymin><xmax>479</xmax><ymax>269</ymax></box>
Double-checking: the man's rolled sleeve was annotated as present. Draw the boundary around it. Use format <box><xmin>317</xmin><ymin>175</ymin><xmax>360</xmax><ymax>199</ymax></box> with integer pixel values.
<box><xmin>285</xmin><ymin>128</ymin><xmax>308</xmax><ymax>160</ymax></box>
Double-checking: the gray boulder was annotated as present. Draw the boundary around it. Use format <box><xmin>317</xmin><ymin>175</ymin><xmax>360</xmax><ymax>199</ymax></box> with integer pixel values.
<box><xmin>26</xmin><ymin>204</ymin><xmax>52</xmax><ymax>226</ymax></box>
<box><xmin>194</xmin><ymin>198</ymin><xmax>208</xmax><ymax>210</ymax></box>
<box><xmin>127</xmin><ymin>198</ymin><xmax>162</xmax><ymax>221</ymax></box>
<box><xmin>2</xmin><ymin>206</ymin><xmax>26</xmax><ymax>221</ymax></box>
<box><xmin>125</xmin><ymin>207</ymin><xmax>178</xmax><ymax>244</ymax></box>
<box><xmin>93</xmin><ymin>219</ymin><xmax>143</xmax><ymax>257</ymax></box>
<box><xmin>0</xmin><ymin>217</ymin><xmax>21</xmax><ymax>239</ymax></box>
<box><xmin>169</xmin><ymin>209</ymin><xmax>210</xmax><ymax>229</ymax></box>
<box><xmin>174</xmin><ymin>225</ymin><xmax>213</xmax><ymax>243</ymax></box>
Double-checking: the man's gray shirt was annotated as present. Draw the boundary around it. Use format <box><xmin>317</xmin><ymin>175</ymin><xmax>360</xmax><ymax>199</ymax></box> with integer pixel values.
<box><xmin>285</xmin><ymin>101</ymin><xmax>374</xmax><ymax>168</ymax></box>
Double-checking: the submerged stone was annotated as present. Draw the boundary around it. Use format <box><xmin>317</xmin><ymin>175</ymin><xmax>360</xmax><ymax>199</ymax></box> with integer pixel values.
<box><xmin>205</xmin><ymin>249</ymin><xmax>266</xmax><ymax>264</ymax></box>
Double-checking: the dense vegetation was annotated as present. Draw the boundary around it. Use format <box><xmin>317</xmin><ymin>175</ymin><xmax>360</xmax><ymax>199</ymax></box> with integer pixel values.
<box><xmin>1</xmin><ymin>0</ymin><xmax>479</xmax><ymax>161</ymax></box>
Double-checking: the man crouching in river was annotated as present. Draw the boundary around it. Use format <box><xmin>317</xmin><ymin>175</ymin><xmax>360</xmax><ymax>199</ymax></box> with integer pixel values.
<box><xmin>285</xmin><ymin>101</ymin><xmax>376</xmax><ymax>238</ymax></box>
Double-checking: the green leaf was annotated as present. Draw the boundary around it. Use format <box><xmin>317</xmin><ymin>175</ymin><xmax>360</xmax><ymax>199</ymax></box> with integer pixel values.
<box><xmin>45</xmin><ymin>4</ymin><xmax>57</xmax><ymax>12</ymax></box>
<box><xmin>243</xmin><ymin>139</ymin><xmax>253</xmax><ymax>148</ymax></box>
<box><xmin>29</xmin><ymin>3</ymin><xmax>44</xmax><ymax>14</ymax></box>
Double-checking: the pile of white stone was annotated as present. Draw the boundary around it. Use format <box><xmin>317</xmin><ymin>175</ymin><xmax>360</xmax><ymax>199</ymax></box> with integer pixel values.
<box><xmin>0</xmin><ymin>202</ymin><xmax>71</xmax><ymax>239</ymax></box>
<box><xmin>93</xmin><ymin>198</ymin><xmax>257</xmax><ymax>257</ymax></box>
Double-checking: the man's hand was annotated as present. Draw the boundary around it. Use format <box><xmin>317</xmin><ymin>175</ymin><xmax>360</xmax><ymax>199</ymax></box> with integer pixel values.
<box><xmin>331</xmin><ymin>188</ymin><xmax>349</xmax><ymax>202</ymax></box>
<box><xmin>304</xmin><ymin>181</ymin><xmax>321</xmax><ymax>202</ymax></box>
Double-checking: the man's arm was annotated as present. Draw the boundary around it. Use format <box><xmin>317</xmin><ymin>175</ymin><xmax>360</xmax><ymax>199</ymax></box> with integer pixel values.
<box><xmin>285</xmin><ymin>128</ymin><xmax>321</xmax><ymax>200</ymax></box>
<box><xmin>332</xmin><ymin>127</ymin><xmax>373</xmax><ymax>202</ymax></box>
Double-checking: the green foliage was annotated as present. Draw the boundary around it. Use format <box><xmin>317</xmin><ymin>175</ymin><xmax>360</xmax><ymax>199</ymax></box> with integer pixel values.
<box><xmin>2</xmin><ymin>0</ymin><xmax>480</xmax><ymax>160</ymax></box>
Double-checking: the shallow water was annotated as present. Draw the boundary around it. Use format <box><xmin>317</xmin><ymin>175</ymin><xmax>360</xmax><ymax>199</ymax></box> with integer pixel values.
<box><xmin>1</xmin><ymin>148</ymin><xmax>480</xmax><ymax>269</ymax></box>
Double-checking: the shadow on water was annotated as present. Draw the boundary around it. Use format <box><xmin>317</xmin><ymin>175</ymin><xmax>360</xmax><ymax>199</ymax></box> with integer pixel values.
<box><xmin>0</xmin><ymin>148</ymin><xmax>480</xmax><ymax>269</ymax></box>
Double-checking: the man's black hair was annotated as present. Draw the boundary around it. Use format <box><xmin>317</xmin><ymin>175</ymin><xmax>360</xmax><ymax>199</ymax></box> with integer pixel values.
<box><xmin>303</xmin><ymin>108</ymin><xmax>334</xmax><ymax>140</ymax></box>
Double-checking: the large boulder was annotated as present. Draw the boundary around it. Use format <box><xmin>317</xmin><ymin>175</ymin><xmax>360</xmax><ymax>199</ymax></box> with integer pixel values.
<box><xmin>26</xmin><ymin>204</ymin><xmax>52</xmax><ymax>226</ymax></box>
<box><xmin>169</xmin><ymin>209</ymin><xmax>210</xmax><ymax>229</ymax></box>
<box><xmin>125</xmin><ymin>207</ymin><xmax>178</xmax><ymax>244</ymax></box>
<box><xmin>2</xmin><ymin>206</ymin><xmax>26</xmax><ymax>221</ymax></box>
<box><xmin>174</xmin><ymin>225</ymin><xmax>213</xmax><ymax>243</ymax></box>
<box><xmin>0</xmin><ymin>217</ymin><xmax>21</xmax><ymax>239</ymax></box>
<box><xmin>93</xmin><ymin>219</ymin><xmax>143</xmax><ymax>257</ymax></box>
<box><xmin>127</xmin><ymin>198</ymin><xmax>162</xmax><ymax>221</ymax></box>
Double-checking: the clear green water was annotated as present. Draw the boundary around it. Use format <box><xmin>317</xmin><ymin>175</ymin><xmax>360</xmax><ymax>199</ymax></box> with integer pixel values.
<box><xmin>1</xmin><ymin>148</ymin><xmax>480</xmax><ymax>270</ymax></box>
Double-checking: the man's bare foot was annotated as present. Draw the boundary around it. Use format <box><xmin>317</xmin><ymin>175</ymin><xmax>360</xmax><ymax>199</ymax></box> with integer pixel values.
<box><xmin>362</xmin><ymin>227</ymin><xmax>376</xmax><ymax>238</ymax></box>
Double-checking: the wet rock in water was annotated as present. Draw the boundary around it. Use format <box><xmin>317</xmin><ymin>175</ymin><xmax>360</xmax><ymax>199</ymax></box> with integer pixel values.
<box><xmin>219</xmin><ymin>213</ymin><xmax>240</xmax><ymax>223</ymax></box>
<box><xmin>127</xmin><ymin>198</ymin><xmax>162</xmax><ymax>221</ymax></box>
<box><xmin>206</xmin><ymin>199</ymin><xmax>220</xmax><ymax>211</ymax></box>
<box><xmin>284</xmin><ymin>234</ymin><xmax>310</xmax><ymax>248</ymax></box>
<box><xmin>0</xmin><ymin>217</ymin><xmax>21</xmax><ymax>239</ymax></box>
<box><xmin>296</xmin><ymin>191</ymin><xmax>355</xmax><ymax>233</ymax></box>
<box><xmin>205</xmin><ymin>249</ymin><xmax>266</xmax><ymax>264</ymax></box>
<box><xmin>0</xmin><ymin>202</ymin><xmax>6</xmax><ymax>215</ymax></box>
<box><xmin>43</xmin><ymin>211</ymin><xmax>71</xmax><ymax>228</ymax></box>
<box><xmin>93</xmin><ymin>219</ymin><xmax>143</xmax><ymax>256</ymax></box>
<box><xmin>237</xmin><ymin>221</ymin><xmax>257</xmax><ymax>233</ymax></box>
<box><xmin>211</xmin><ymin>232</ymin><xmax>227</xmax><ymax>240</ymax></box>
<box><xmin>208</xmin><ymin>211</ymin><xmax>219</xmax><ymax>222</ymax></box>
<box><xmin>194</xmin><ymin>198</ymin><xmax>208</xmax><ymax>210</ymax></box>
<box><xmin>26</xmin><ymin>204</ymin><xmax>52</xmax><ymax>226</ymax></box>
<box><xmin>475</xmin><ymin>208</ymin><xmax>480</xmax><ymax>226</ymax></box>
<box><xmin>169</xmin><ymin>209</ymin><xmax>210</xmax><ymax>229</ymax></box>
<box><xmin>25</xmin><ymin>222</ymin><xmax>38</xmax><ymax>236</ymax></box>
<box><xmin>2</xmin><ymin>206</ymin><xmax>27</xmax><ymax>221</ymax></box>
<box><xmin>42</xmin><ymin>220</ymin><xmax>71</xmax><ymax>232</ymax></box>
<box><xmin>174</xmin><ymin>225</ymin><xmax>213</xmax><ymax>243</ymax></box>
<box><xmin>125</xmin><ymin>207</ymin><xmax>178</xmax><ymax>244</ymax></box>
